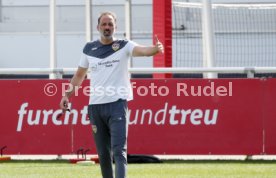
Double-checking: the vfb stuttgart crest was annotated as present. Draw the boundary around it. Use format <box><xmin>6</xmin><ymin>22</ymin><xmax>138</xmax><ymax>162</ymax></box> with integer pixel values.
<box><xmin>92</xmin><ymin>125</ymin><xmax>97</xmax><ymax>134</ymax></box>
<box><xmin>112</xmin><ymin>43</ymin><xmax>120</xmax><ymax>51</ymax></box>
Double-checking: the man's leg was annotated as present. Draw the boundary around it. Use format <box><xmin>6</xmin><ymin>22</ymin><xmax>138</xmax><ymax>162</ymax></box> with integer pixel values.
<box><xmin>88</xmin><ymin>105</ymin><xmax>113</xmax><ymax>178</ymax></box>
<box><xmin>109</xmin><ymin>100</ymin><xmax>128</xmax><ymax>178</ymax></box>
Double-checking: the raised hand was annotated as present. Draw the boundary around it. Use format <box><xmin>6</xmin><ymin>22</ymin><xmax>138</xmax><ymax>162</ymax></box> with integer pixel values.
<box><xmin>155</xmin><ymin>35</ymin><xmax>164</xmax><ymax>54</ymax></box>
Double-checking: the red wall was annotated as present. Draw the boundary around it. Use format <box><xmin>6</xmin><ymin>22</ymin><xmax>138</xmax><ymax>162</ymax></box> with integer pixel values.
<box><xmin>0</xmin><ymin>79</ymin><xmax>275</xmax><ymax>155</ymax></box>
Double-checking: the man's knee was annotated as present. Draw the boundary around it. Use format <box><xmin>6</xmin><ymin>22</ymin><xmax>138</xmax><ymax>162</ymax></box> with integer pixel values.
<box><xmin>113</xmin><ymin>146</ymin><xmax>127</xmax><ymax>161</ymax></box>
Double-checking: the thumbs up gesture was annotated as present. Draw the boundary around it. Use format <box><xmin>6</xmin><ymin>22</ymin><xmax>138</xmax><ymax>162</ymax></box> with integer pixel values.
<box><xmin>155</xmin><ymin>35</ymin><xmax>164</xmax><ymax>54</ymax></box>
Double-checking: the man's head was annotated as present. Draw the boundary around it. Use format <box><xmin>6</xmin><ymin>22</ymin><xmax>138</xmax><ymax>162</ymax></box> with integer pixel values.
<box><xmin>97</xmin><ymin>12</ymin><xmax>117</xmax><ymax>41</ymax></box>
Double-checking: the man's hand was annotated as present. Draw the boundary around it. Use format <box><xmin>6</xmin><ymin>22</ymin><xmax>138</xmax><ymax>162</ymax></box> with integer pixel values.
<box><xmin>58</xmin><ymin>67</ymin><xmax>87</xmax><ymax>113</ymax></box>
<box><xmin>155</xmin><ymin>35</ymin><xmax>164</xmax><ymax>54</ymax></box>
<box><xmin>59</xmin><ymin>96</ymin><xmax>70</xmax><ymax>113</ymax></box>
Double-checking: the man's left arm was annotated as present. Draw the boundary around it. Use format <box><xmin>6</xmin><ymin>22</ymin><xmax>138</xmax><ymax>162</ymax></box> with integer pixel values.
<box><xmin>132</xmin><ymin>36</ymin><xmax>164</xmax><ymax>57</ymax></box>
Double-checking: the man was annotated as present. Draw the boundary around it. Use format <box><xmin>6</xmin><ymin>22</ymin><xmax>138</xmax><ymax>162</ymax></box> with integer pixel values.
<box><xmin>59</xmin><ymin>11</ymin><xmax>163</xmax><ymax>178</ymax></box>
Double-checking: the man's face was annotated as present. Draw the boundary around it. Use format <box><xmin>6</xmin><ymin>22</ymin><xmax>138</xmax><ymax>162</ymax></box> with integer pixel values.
<box><xmin>97</xmin><ymin>15</ymin><xmax>116</xmax><ymax>40</ymax></box>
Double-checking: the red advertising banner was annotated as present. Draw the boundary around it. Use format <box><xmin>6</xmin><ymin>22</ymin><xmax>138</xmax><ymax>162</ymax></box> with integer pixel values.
<box><xmin>0</xmin><ymin>79</ymin><xmax>275</xmax><ymax>155</ymax></box>
<box><xmin>262</xmin><ymin>78</ymin><xmax>276</xmax><ymax>154</ymax></box>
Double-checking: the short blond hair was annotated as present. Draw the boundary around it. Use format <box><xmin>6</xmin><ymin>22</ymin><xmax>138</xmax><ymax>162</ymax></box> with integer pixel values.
<box><xmin>97</xmin><ymin>11</ymin><xmax>117</xmax><ymax>24</ymax></box>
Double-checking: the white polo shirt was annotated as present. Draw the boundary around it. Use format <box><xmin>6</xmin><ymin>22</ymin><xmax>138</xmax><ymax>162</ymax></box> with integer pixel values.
<box><xmin>79</xmin><ymin>39</ymin><xmax>137</xmax><ymax>104</ymax></box>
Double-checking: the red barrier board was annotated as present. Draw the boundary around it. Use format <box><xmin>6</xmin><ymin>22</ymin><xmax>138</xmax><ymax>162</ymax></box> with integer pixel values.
<box><xmin>0</xmin><ymin>79</ymin><xmax>275</xmax><ymax>155</ymax></box>
<box><xmin>263</xmin><ymin>78</ymin><xmax>276</xmax><ymax>154</ymax></box>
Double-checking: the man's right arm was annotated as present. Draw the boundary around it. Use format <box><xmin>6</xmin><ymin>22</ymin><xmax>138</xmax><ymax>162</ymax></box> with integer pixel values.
<box><xmin>59</xmin><ymin>67</ymin><xmax>88</xmax><ymax>111</ymax></box>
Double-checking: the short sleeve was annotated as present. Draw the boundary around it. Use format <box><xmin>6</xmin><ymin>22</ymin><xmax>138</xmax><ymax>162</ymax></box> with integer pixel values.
<box><xmin>78</xmin><ymin>52</ymin><xmax>89</xmax><ymax>68</ymax></box>
<box><xmin>127</xmin><ymin>40</ymin><xmax>138</xmax><ymax>57</ymax></box>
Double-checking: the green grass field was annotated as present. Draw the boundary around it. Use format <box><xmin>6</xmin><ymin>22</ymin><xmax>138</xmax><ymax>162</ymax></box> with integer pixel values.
<box><xmin>1</xmin><ymin>160</ymin><xmax>276</xmax><ymax>178</ymax></box>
